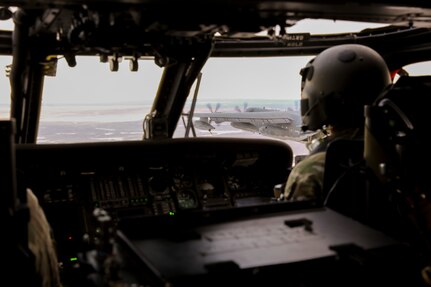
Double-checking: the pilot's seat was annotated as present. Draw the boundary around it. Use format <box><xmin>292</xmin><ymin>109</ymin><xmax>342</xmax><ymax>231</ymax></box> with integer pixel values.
<box><xmin>324</xmin><ymin>74</ymin><xmax>431</xmax><ymax>281</ymax></box>
<box><xmin>364</xmin><ymin>75</ymin><xmax>431</xmax><ymax>252</ymax></box>
<box><xmin>323</xmin><ymin>75</ymin><xmax>431</xmax><ymax>242</ymax></box>
<box><xmin>322</xmin><ymin>138</ymin><xmax>367</xmax><ymax>219</ymax></box>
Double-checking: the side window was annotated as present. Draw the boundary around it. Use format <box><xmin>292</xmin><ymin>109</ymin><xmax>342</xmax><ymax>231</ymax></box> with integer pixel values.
<box><xmin>403</xmin><ymin>61</ymin><xmax>431</xmax><ymax>76</ymax></box>
<box><xmin>0</xmin><ymin>56</ymin><xmax>12</xmax><ymax>118</ymax></box>
<box><xmin>0</xmin><ymin>12</ymin><xmax>13</xmax><ymax>117</ymax></box>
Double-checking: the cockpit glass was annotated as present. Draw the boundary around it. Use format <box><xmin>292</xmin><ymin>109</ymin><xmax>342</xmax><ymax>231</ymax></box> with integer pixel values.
<box><xmin>404</xmin><ymin>61</ymin><xmax>431</xmax><ymax>75</ymax></box>
<box><xmin>285</xmin><ymin>19</ymin><xmax>386</xmax><ymax>34</ymax></box>
<box><xmin>0</xmin><ymin>17</ymin><xmax>423</xmax><ymax>160</ymax></box>
<box><xmin>38</xmin><ymin>56</ymin><xmax>162</xmax><ymax>143</ymax></box>
<box><xmin>0</xmin><ymin>56</ymin><xmax>11</xmax><ymax>116</ymax></box>
<box><xmin>176</xmin><ymin>56</ymin><xmax>313</xmax><ymax>158</ymax></box>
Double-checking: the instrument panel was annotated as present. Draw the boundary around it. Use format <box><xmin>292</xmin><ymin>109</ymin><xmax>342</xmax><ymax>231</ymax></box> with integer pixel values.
<box><xmin>15</xmin><ymin>138</ymin><xmax>293</xmax><ymax>262</ymax></box>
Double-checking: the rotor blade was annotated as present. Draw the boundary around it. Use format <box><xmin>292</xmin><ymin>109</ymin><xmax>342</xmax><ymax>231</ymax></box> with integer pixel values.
<box><xmin>206</xmin><ymin>103</ymin><xmax>213</xmax><ymax>113</ymax></box>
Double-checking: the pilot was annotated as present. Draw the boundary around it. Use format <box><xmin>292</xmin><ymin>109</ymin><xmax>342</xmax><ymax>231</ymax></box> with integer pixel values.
<box><xmin>284</xmin><ymin>44</ymin><xmax>392</xmax><ymax>202</ymax></box>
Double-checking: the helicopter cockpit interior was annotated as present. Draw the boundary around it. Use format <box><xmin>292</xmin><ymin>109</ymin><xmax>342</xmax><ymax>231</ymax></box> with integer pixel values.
<box><xmin>2</xmin><ymin>1</ymin><xmax>431</xmax><ymax>286</ymax></box>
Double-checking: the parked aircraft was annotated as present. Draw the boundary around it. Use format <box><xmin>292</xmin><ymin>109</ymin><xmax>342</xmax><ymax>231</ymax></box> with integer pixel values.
<box><xmin>2</xmin><ymin>1</ymin><xmax>431</xmax><ymax>287</ymax></box>
<box><xmin>180</xmin><ymin>72</ymin><xmax>312</xmax><ymax>141</ymax></box>
<box><xmin>191</xmin><ymin>106</ymin><xmax>313</xmax><ymax>140</ymax></box>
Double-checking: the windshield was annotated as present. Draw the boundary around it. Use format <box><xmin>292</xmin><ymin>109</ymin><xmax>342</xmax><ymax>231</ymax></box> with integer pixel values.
<box><xmin>37</xmin><ymin>56</ymin><xmax>162</xmax><ymax>143</ymax></box>
<box><xmin>30</xmin><ymin>54</ymin><xmax>312</xmax><ymax>158</ymax></box>
<box><xmin>1</xmin><ymin>50</ymin><xmax>430</xmax><ymax>160</ymax></box>
<box><xmin>1</xmin><ymin>18</ymin><xmax>430</xmax><ymax>160</ymax></box>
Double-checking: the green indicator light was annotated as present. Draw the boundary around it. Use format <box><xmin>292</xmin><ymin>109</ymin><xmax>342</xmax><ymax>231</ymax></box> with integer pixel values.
<box><xmin>70</xmin><ymin>257</ymin><xmax>78</xmax><ymax>262</ymax></box>
<box><xmin>169</xmin><ymin>211</ymin><xmax>175</xmax><ymax>216</ymax></box>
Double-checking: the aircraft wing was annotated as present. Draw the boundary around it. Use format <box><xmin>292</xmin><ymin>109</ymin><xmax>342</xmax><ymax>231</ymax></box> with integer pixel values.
<box><xmin>190</xmin><ymin>110</ymin><xmax>314</xmax><ymax>142</ymax></box>
<box><xmin>193</xmin><ymin>111</ymin><xmax>296</xmax><ymax>124</ymax></box>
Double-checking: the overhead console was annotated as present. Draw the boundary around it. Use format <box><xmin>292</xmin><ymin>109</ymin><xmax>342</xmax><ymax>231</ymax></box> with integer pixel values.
<box><xmin>15</xmin><ymin>138</ymin><xmax>294</xmax><ymax>261</ymax></box>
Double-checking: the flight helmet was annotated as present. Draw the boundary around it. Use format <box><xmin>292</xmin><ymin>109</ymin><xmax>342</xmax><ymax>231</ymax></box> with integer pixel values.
<box><xmin>300</xmin><ymin>44</ymin><xmax>391</xmax><ymax>131</ymax></box>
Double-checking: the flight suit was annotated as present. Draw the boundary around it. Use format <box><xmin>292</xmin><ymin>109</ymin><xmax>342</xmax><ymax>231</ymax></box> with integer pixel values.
<box><xmin>284</xmin><ymin>128</ymin><xmax>361</xmax><ymax>202</ymax></box>
<box><xmin>284</xmin><ymin>152</ymin><xmax>326</xmax><ymax>201</ymax></box>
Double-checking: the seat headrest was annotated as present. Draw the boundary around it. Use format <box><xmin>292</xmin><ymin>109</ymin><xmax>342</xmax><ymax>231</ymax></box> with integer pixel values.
<box><xmin>365</xmin><ymin>75</ymin><xmax>431</xmax><ymax>190</ymax></box>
